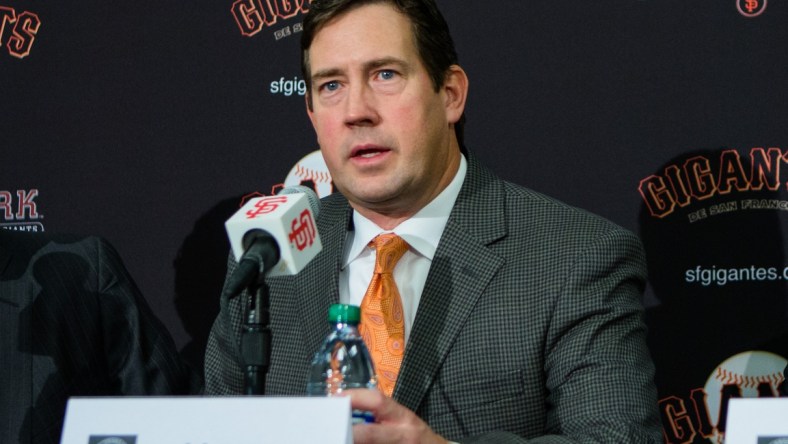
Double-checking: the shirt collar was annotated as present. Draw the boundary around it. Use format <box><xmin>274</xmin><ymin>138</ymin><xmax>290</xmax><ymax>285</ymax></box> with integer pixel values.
<box><xmin>344</xmin><ymin>155</ymin><xmax>467</xmax><ymax>265</ymax></box>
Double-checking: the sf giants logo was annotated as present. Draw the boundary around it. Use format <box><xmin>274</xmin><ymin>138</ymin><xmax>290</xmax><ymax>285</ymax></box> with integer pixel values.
<box><xmin>638</xmin><ymin>147</ymin><xmax>788</xmax><ymax>219</ymax></box>
<box><xmin>737</xmin><ymin>0</ymin><xmax>767</xmax><ymax>17</ymax></box>
<box><xmin>0</xmin><ymin>6</ymin><xmax>41</xmax><ymax>59</ymax></box>
<box><xmin>246</xmin><ymin>196</ymin><xmax>288</xmax><ymax>218</ymax></box>
<box><xmin>660</xmin><ymin>352</ymin><xmax>785</xmax><ymax>444</ymax></box>
<box><xmin>288</xmin><ymin>209</ymin><xmax>316</xmax><ymax>251</ymax></box>
<box><xmin>232</xmin><ymin>0</ymin><xmax>310</xmax><ymax>37</ymax></box>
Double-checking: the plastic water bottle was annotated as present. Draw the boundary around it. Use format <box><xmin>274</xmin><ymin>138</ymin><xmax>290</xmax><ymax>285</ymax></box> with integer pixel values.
<box><xmin>307</xmin><ymin>304</ymin><xmax>377</xmax><ymax>424</ymax></box>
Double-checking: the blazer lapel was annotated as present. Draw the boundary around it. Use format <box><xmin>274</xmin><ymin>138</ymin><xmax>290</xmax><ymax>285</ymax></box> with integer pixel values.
<box><xmin>394</xmin><ymin>155</ymin><xmax>507</xmax><ymax>412</ymax></box>
<box><xmin>295</xmin><ymin>196</ymin><xmax>352</xmax><ymax>358</ymax></box>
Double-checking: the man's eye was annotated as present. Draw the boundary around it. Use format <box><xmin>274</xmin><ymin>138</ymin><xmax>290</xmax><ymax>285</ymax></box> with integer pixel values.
<box><xmin>322</xmin><ymin>81</ymin><xmax>340</xmax><ymax>92</ymax></box>
<box><xmin>379</xmin><ymin>70</ymin><xmax>396</xmax><ymax>80</ymax></box>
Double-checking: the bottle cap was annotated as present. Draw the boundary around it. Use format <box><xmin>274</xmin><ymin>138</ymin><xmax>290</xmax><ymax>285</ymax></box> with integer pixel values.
<box><xmin>328</xmin><ymin>304</ymin><xmax>360</xmax><ymax>324</ymax></box>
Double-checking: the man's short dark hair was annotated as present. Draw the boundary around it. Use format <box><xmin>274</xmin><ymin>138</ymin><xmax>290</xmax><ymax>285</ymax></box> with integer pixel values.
<box><xmin>301</xmin><ymin>0</ymin><xmax>466</xmax><ymax>147</ymax></box>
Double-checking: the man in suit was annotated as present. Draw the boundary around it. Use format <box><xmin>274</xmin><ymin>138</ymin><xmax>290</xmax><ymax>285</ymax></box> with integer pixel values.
<box><xmin>0</xmin><ymin>230</ymin><xmax>201</xmax><ymax>444</ymax></box>
<box><xmin>205</xmin><ymin>0</ymin><xmax>661</xmax><ymax>442</ymax></box>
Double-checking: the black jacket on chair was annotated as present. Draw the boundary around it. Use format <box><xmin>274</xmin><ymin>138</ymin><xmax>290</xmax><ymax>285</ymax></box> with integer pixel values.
<box><xmin>0</xmin><ymin>230</ymin><xmax>201</xmax><ymax>444</ymax></box>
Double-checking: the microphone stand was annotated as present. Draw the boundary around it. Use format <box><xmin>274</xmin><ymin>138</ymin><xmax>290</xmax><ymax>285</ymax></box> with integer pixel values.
<box><xmin>221</xmin><ymin>233</ymin><xmax>279</xmax><ymax>396</ymax></box>
<box><xmin>241</xmin><ymin>282</ymin><xmax>271</xmax><ymax>395</ymax></box>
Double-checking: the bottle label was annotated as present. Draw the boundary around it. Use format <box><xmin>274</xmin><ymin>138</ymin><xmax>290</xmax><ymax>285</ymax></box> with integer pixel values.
<box><xmin>352</xmin><ymin>409</ymin><xmax>375</xmax><ymax>425</ymax></box>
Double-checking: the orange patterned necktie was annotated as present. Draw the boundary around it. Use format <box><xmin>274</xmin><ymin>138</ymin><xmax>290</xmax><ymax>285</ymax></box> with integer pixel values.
<box><xmin>359</xmin><ymin>233</ymin><xmax>408</xmax><ymax>397</ymax></box>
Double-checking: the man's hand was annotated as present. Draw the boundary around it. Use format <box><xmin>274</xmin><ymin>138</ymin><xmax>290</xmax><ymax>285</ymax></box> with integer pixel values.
<box><xmin>347</xmin><ymin>389</ymin><xmax>449</xmax><ymax>444</ymax></box>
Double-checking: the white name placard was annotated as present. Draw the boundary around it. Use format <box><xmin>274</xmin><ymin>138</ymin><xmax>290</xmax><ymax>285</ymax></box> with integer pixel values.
<box><xmin>60</xmin><ymin>396</ymin><xmax>352</xmax><ymax>444</ymax></box>
<box><xmin>725</xmin><ymin>397</ymin><xmax>788</xmax><ymax>444</ymax></box>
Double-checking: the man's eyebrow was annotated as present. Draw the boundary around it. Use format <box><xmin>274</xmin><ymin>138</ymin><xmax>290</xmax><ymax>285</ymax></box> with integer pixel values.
<box><xmin>310</xmin><ymin>57</ymin><xmax>410</xmax><ymax>83</ymax></box>
<box><xmin>310</xmin><ymin>68</ymin><xmax>343</xmax><ymax>84</ymax></box>
<box><xmin>364</xmin><ymin>57</ymin><xmax>409</xmax><ymax>72</ymax></box>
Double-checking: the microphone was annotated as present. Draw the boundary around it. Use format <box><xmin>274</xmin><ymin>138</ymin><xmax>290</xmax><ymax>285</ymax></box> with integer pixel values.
<box><xmin>224</xmin><ymin>185</ymin><xmax>322</xmax><ymax>298</ymax></box>
<box><xmin>221</xmin><ymin>185</ymin><xmax>322</xmax><ymax>395</ymax></box>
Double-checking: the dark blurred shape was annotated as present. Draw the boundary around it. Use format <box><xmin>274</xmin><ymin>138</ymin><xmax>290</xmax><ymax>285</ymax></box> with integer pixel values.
<box><xmin>173</xmin><ymin>197</ymin><xmax>242</xmax><ymax>374</ymax></box>
<box><xmin>1</xmin><ymin>230</ymin><xmax>201</xmax><ymax>444</ymax></box>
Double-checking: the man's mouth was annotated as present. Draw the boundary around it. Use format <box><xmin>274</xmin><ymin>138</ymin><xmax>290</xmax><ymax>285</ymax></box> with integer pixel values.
<box><xmin>351</xmin><ymin>145</ymin><xmax>389</xmax><ymax>158</ymax></box>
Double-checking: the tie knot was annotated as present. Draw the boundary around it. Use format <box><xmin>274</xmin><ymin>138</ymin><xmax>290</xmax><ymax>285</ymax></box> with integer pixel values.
<box><xmin>370</xmin><ymin>233</ymin><xmax>408</xmax><ymax>274</ymax></box>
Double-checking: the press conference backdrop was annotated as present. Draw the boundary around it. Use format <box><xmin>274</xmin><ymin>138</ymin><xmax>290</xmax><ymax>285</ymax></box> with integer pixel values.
<box><xmin>2</xmin><ymin>1</ymin><xmax>786</xmax><ymax>442</ymax></box>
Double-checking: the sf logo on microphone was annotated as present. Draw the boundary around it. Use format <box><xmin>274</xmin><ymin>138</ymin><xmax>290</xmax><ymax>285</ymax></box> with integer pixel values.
<box><xmin>289</xmin><ymin>209</ymin><xmax>317</xmax><ymax>251</ymax></box>
<box><xmin>246</xmin><ymin>196</ymin><xmax>289</xmax><ymax>218</ymax></box>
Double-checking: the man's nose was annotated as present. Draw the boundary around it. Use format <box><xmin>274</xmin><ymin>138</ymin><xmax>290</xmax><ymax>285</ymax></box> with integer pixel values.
<box><xmin>344</xmin><ymin>84</ymin><xmax>379</xmax><ymax>127</ymax></box>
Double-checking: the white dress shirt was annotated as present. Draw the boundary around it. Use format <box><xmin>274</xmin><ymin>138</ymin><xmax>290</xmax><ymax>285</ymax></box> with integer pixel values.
<box><xmin>339</xmin><ymin>155</ymin><xmax>467</xmax><ymax>341</ymax></box>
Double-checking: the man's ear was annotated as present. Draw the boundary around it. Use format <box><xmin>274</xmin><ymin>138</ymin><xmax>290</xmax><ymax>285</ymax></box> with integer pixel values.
<box><xmin>305</xmin><ymin>92</ymin><xmax>316</xmax><ymax>127</ymax></box>
<box><xmin>305</xmin><ymin>91</ymin><xmax>314</xmax><ymax>113</ymax></box>
<box><xmin>442</xmin><ymin>64</ymin><xmax>469</xmax><ymax>124</ymax></box>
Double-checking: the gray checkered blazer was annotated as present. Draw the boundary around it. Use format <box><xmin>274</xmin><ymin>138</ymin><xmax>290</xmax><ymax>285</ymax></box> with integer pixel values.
<box><xmin>205</xmin><ymin>153</ymin><xmax>662</xmax><ymax>443</ymax></box>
